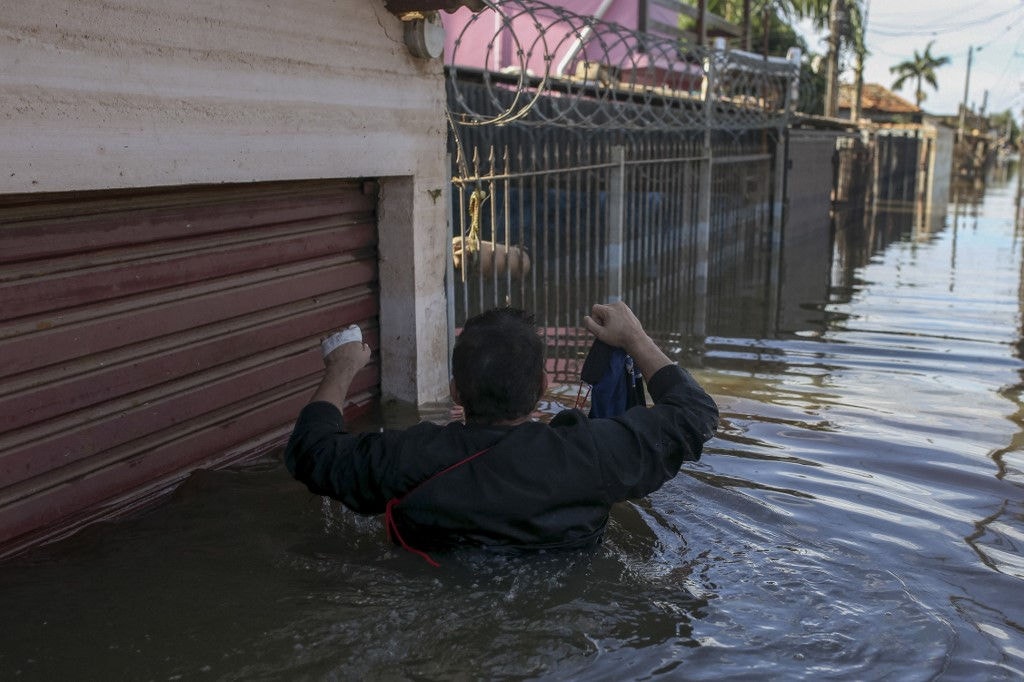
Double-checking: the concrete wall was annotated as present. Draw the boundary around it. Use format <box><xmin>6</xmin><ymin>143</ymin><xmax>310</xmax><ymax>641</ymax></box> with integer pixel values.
<box><xmin>926</xmin><ymin>122</ymin><xmax>955</xmax><ymax>211</ymax></box>
<box><xmin>0</xmin><ymin>0</ymin><xmax>451</xmax><ymax>405</ymax></box>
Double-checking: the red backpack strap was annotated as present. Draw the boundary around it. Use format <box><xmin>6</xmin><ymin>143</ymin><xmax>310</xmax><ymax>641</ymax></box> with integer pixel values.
<box><xmin>384</xmin><ymin>446</ymin><xmax>493</xmax><ymax>567</ymax></box>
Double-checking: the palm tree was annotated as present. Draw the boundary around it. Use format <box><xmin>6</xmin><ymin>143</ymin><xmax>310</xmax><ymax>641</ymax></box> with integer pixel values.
<box><xmin>890</xmin><ymin>41</ymin><xmax>951</xmax><ymax>107</ymax></box>
<box><xmin>783</xmin><ymin>0</ymin><xmax>866</xmax><ymax>117</ymax></box>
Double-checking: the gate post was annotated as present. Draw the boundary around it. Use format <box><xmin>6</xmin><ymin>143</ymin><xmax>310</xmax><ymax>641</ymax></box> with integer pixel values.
<box><xmin>607</xmin><ymin>145</ymin><xmax>626</xmax><ymax>303</ymax></box>
<box><xmin>694</xmin><ymin>47</ymin><xmax>717</xmax><ymax>338</ymax></box>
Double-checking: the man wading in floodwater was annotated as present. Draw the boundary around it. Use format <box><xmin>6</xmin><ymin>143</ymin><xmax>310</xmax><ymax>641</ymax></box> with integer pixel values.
<box><xmin>285</xmin><ymin>301</ymin><xmax>719</xmax><ymax>565</ymax></box>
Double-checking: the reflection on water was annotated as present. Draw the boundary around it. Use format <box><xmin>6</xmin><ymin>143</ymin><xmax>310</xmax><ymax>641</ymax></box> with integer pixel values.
<box><xmin>1</xmin><ymin>166</ymin><xmax>1023</xmax><ymax>680</ymax></box>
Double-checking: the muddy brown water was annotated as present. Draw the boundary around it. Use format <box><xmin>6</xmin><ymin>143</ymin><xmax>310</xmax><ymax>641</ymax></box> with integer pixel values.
<box><xmin>1</xmin><ymin>168</ymin><xmax>1023</xmax><ymax>680</ymax></box>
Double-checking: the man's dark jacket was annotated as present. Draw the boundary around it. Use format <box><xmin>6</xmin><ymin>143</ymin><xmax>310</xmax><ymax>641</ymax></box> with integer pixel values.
<box><xmin>285</xmin><ymin>365</ymin><xmax>718</xmax><ymax>552</ymax></box>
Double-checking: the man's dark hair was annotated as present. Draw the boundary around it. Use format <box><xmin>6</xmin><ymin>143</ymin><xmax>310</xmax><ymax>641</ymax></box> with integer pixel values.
<box><xmin>452</xmin><ymin>308</ymin><xmax>545</xmax><ymax>423</ymax></box>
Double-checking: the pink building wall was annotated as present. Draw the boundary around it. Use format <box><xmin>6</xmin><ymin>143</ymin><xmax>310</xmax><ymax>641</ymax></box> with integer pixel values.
<box><xmin>443</xmin><ymin>0</ymin><xmax>694</xmax><ymax>84</ymax></box>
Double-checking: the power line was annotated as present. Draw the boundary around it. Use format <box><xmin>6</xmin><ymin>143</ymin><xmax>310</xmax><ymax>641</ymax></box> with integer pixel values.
<box><xmin>977</xmin><ymin>9</ymin><xmax>1024</xmax><ymax>50</ymax></box>
<box><xmin>870</xmin><ymin>4</ymin><xmax>1024</xmax><ymax>37</ymax></box>
<box><xmin>866</xmin><ymin>0</ymin><xmax>1009</xmax><ymax>24</ymax></box>
<box><xmin>870</xmin><ymin>4</ymin><xmax>1021</xmax><ymax>32</ymax></box>
<box><xmin>963</xmin><ymin>13</ymin><xmax>1024</xmax><ymax>113</ymax></box>
<box><xmin>865</xmin><ymin>5</ymin><xmax>1024</xmax><ymax>76</ymax></box>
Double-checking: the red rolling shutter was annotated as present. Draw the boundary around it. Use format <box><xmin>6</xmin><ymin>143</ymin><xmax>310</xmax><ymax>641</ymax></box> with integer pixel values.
<box><xmin>0</xmin><ymin>179</ymin><xmax>380</xmax><ymax>557</ymax></box>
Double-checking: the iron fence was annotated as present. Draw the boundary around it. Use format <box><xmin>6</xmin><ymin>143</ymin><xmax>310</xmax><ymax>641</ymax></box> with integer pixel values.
<box><xmin>834</xmin><ymin>136</ymin><xmax>871</xmax><ymax>205</ymax></box>
<box><xmin>450</xmin><ymin>126</ymin><xmax>712</xmax><ymax>381</ymax></box>
<box><xmin>445</xmin><ymin>1</ymin><xmax>797</xmax><ymax>380</ymax></box>
<box><xmin>875</xmin><ymin>131</ymin><xmax>923</xmax><ymax>205</ymax></box>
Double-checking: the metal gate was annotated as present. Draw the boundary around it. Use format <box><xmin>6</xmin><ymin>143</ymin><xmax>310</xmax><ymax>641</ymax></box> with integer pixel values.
<box><xmin>0</xmin><ymin>179</ymin><xmax>380</xmax><ymax>556</ymax></box>
<box><xmin>444</xmin><ymin>0</ymin><xmax>800</xmax><ymax>377</ymax></box>
<box><xmin>449</xmin><ymin>126</ymin><xmax>706</xmax><ymax>382</ymax></box>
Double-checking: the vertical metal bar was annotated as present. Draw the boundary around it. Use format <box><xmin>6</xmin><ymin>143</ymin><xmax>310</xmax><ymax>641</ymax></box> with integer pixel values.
<box><xmin>644</xmin><ymin>143</ymin><xmax>657</xmax><ymax>318</ymax></box>
<box><xmin>517</xmin><ymin>147</ymin><xmax>527</xmax><ymax>309</ymax></box>
<box><xmin>598</xmin><ymin>141</ymin><xmax>605</xmax><ymax>311</ymax></box>
<box><xmin>646</xmin><ymin>141</ymin><xmax>658</xmax><ymax>325</ymax></box>
<box><xmin>646</xmin><ymin>143</ymin><xmax>657</xmax><ymax>326</ymax></box>
<box><xmin>626</xmin><ymin>139</ymin><xmax>639</xmax><ymax>304</ymax></box>
<box><xmin>541</xmin><ymin>140</ymin><xmax>551</xmax><ymax>353</ymax></box>
<box><xmin>552</xmin><ymin>138</ymin><xmax>562</xmax><ymax>365</ymax></box>
<box><xmin>635</xmin><ymin>139</ymin><xmax>648</xmax><ymax>312</ymax></box>
<box><xmin>654</xmin><ymin>143</ymin><xmax>665</xmax><ymax>324</ymax></box>
<box><xmin>767</xmin><ymin>131</ymin><xmax>786</xmax><ymax>337</ymax></box>
<box><xmin>503</xmin><ymin>147</ymin><xmax>512</xmax><ymax>304</ymax></box>
<box><xmin>695</xmin><ymin>153</ymin><xmax>712</xmax><ymax>339</ymax></box>
<box><xmin>572</xmin><ymin>136</ymin><xmax>583</xmax><ymax>336</ymax></box>
<box><xmin>657</xmin><ymin>141</ymin><xmax>670</xmax><ymax>326</ymax></box>
<box><xmin>689</xmin><ymin>144</ymin><xmax>699</xmax><ymax>330</ymax></box>
<box><xmin>457</xmin><ymin>178</ymin><xmax>469</xmax><ymax>324</ymax></box>
<box><xmin>472</xmin><ymin>147</ymin><xmax>484</xmax><ymax>315</ymax></box>
<box><xmin>445</xmin><ymin>154</ymin><xmax>456</xmax><ymax>376</ymax></box>
<box><xmin>529</xmin><ymin>142</ymin><xmax>539</xmax><ymax>322</ymax></box>
<box><xmin>590</xmin><ymin>139</ymin><xmax>600</xmax><ymax>314</ymax></box>
<box><xmin>676</xmin><ymin>145</ymin><xmax>689</xmax><ymax>332</ymax></box>
<box><xmin>488</xmin><ymin>145</ymin><xmax>499</xmax><ymax>308</ymax></box>
<box><xmin>628</xmin><ymin>139</ymin><xmax>639</xmax><ymax>310</ymax></box>
<box><xmin>582</xmin><ymin>138</ymin><xmax>593</xmax><ymax>321</ymax></box>
<box><xmin>666</xmin><ymin>138</ymin><xmax>681</xmax><ymax>332</ymax></box>
<box><xmin>636</xmin><ymin>139</ymin><xmax>647</xmax><ymax>308</ymax></box>
<box><xmin>608</xmin><ymin>145</ymin><xmax>626</xmax><ymax>303</ymax></box>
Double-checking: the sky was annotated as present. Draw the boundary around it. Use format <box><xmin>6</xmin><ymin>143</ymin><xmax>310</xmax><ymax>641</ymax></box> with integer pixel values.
<box><xmin>796</xmin><ymin>0</ymin><xmax>1024</xmax><ymax>123</ymax></box>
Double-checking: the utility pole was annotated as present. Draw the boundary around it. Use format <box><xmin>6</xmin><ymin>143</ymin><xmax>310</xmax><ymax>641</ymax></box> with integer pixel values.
<box><xmin>958</xmin><ymin>45</ymin><xmax>979</xmax><ymax>141</ymax></box>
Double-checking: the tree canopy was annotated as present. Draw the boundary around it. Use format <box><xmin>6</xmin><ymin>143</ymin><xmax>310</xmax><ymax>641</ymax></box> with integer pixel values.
<box><xmin>890</xmin><ymin>41</ymin><xmax>951</xmax><ymax>108</ymax></box>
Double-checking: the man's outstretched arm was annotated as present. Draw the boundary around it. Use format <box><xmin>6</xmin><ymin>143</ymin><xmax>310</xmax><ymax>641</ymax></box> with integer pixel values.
<box><xmin>309</xmin><ymin>340</ymin><xmax>372</xmax><ymax>413</ymax></box>
<box><xmin>285</xmin><ymin>338</ymin><xmax>396</xmax><ymax>512</ymax></box>
<box><xmin>582</xmin><ymin>301</ymin><xmax>719</xmax><ymax>500</ymax></box>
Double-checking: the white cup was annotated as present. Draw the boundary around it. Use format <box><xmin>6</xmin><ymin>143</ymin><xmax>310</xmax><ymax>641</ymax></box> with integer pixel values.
<box><xmin>320</xmin><ymin>324</ymin><xmax>363</xmax><ymax>359</ymax></box>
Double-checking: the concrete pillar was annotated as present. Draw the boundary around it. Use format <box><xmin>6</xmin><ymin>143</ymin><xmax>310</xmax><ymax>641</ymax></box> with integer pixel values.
<box><xmin>378</xmin><ymin>170</ymin><xmax>451</xmax><ymax>407</ymax></box>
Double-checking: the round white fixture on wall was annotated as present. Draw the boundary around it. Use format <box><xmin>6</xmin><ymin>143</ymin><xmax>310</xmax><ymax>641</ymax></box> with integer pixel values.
<box><xmin>404</xmin><ymin>13</ymin><xmax>445</xmax><ymax>60</ymax></box>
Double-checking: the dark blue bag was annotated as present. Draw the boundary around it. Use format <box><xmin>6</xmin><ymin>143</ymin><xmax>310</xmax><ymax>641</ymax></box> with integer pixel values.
<box><xmin>581</xmin><ymin>339</ymin><xmax>646</xmax><ymax>418</ymax></box>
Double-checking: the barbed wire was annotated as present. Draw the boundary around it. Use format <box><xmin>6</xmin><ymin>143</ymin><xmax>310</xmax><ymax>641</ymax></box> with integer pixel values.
<box><xmin>444</xmin><ymin>0</ymin><xmax>801</xmax><ymax>132</ymax></box>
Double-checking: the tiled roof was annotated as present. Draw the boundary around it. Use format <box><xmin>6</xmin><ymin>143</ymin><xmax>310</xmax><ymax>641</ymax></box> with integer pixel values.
<box><xmin>839</xmin><ymin>83</ymin><xmax>921</xmax><ymax>114</ymax></box>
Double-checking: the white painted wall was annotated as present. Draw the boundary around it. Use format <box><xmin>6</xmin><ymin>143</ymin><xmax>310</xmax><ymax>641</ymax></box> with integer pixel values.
<box><xmin>0</xmin><ymin>0</ymin><xmax>451</xmax><ymax>405</ymax></box>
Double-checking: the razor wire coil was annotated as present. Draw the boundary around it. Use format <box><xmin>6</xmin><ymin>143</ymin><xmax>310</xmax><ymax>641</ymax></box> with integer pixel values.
<box><xmin>445</xmin><ymin>0</ymin><xmax>802</xmax><ymax>133</ymax></box>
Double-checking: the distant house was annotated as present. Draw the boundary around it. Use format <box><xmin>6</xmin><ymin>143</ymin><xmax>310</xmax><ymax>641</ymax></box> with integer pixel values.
<box><xmin>443</xmin><ymin>0</ymin><xmax>742</xmax><ymax>93</ymax></box>
<box><xmin>839</xmin><ymin>83</ymin><xmax>922</xmax><ymax>124</ymax></box>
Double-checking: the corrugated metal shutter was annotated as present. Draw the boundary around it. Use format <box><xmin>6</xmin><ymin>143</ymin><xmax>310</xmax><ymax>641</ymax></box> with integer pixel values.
<box><xmin>0</xmin><ymin>180</ymin><xmax>380</xmax><ymax>556</ymax></box>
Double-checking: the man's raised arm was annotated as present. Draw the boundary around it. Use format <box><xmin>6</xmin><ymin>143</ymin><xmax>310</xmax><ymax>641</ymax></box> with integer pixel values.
<box><xmin>583</xmin><ymin>301</ymin><xmax>674</xmax><ymax>381</ymax></box>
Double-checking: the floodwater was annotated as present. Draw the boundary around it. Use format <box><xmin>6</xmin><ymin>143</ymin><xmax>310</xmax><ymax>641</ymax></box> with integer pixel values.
<box><xmin>2</xmin><ymin>167</ymin><xmax>1024</xmax><ymax>681</ymax></box>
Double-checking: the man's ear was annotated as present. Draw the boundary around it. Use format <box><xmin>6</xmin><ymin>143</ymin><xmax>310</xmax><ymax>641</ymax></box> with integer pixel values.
<box><xmin>449</xmin><ymin>378</ymin><xmax>462</xmax><ymax>405</ymax></box>
<box><xmin>537</xmin><ymin>372</ymin><xmax>548</xmax><ymax>401</ymax></box>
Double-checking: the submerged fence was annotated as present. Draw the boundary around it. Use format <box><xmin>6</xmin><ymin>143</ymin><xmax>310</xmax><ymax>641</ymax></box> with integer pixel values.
<box><xmin>834</xmin><ymin>127</ymin><xmax>947</xmax><ymax>216</ymax></box>
<box><xmin>443</xmin><ymin>0</ymin><xmax>798</xmax><ymax>380</ymax></box>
